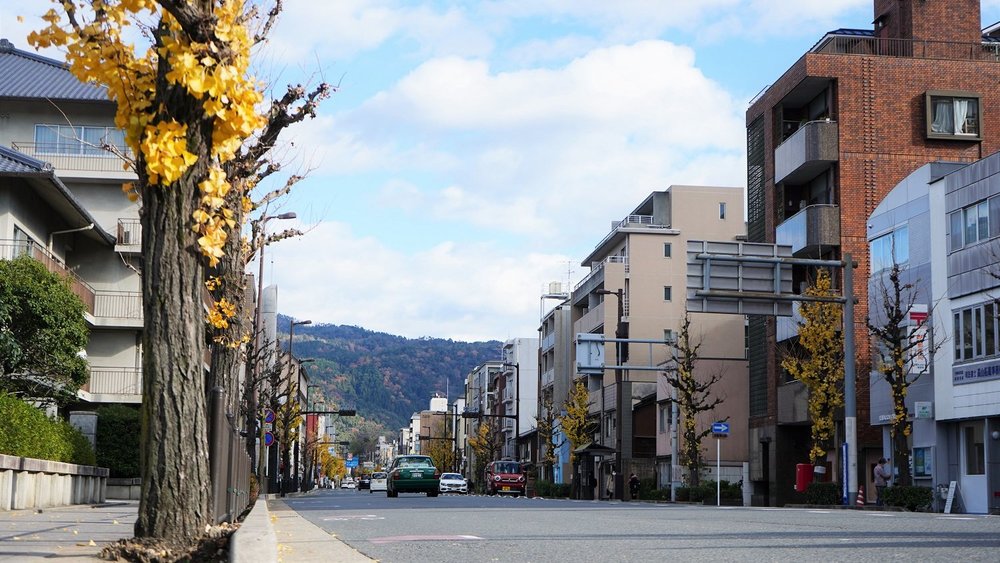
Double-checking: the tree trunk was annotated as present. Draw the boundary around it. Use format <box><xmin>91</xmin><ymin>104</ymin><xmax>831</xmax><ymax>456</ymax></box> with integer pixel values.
<box><xmin>135</xmin><ymin>175</ymin><xmax>212</xmax><ymax>540</ymax></box>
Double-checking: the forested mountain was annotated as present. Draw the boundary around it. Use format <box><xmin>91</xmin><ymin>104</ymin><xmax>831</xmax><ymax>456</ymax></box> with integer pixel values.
<box><xmin>277</xmin><ymin>315</ymin><xmax>502</xmax><ymax>431</ymax></box>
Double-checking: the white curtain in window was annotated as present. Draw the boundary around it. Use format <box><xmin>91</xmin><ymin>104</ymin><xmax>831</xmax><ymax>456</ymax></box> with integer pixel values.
<box><xmin>932</xmin><ymin>99</ymin><xmax>953</xmax><ymax>133</ymax></box>
<box><xmin>954</xmin><ymin>99</ymin><xmax>969</xmax><ymax>134</ymax></box>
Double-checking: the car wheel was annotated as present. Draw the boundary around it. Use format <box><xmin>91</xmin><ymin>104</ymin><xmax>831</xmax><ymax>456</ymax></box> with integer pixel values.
<box><xmin>387</xmin><ymin>489</ymin><xmax>397</xmax><ymax>498</ymax></box>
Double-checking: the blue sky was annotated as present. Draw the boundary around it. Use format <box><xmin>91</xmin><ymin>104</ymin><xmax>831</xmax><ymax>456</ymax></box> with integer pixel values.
<box><xmin>4</xmin><ymin>1</ymin><xmax>1000</xmax><ymax>341</ymax></box>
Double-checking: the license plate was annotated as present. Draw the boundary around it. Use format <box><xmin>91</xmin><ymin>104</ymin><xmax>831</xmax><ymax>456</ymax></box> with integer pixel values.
<box><xmin>502</xmin><ymin>486</ymin><xmax>511</xmax><ymax>491</ymax></box>
<box><xmin>411</xmin><ymin>472</ymin><xmax>422</xmax><ymax>478</ymax></box>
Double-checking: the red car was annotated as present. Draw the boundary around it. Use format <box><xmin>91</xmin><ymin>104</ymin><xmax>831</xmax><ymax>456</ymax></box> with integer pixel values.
<box><xmin>485</xmin><ymin>460</ymin><xmax>525</xmax><ymax>496</ymax></box>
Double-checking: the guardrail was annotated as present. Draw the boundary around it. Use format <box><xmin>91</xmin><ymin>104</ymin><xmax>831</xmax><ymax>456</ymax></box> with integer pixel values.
<box><xmin>0</xmin><ymin>454</ymin><xmax>107</xmax><ymax>510</ymax></box>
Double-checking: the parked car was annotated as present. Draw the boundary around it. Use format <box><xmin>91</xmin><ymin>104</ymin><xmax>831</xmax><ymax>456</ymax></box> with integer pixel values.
<box><xmin>357</xmin><ymin>474</ymin><xmax>371</xmax><ymax>491</ymax></box>
<box><xmin>370</xmin><ymin>471</ymin><xmax>388</xmax><ymax>493</ymax></box>
<box><xmin>439</xmin><ymin>473</ymin><xmax>468</xmax><ymax>494</ymax></box>
<box><xmin>340</xmin><ymin>477</ymin><xmax>356</xmax><ymax>489</ymax></box>
<box><xmin>485</xmin><ymin>460</ymin><xmax>525</xmax><ymax>496</ymax></box>
<box><xmin>386</xmin><ymin>455</ymin><xmax>440</xmax><ymax>497</ymax></box>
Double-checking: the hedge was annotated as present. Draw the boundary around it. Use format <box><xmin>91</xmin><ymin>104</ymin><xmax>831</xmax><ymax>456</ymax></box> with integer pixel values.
<box><xmin>677</xmin><ymin>479</ymin><xmax>742</xmax><ymax>502</ymax></box>
<box><xmin>95</xmin><ymin>404</ymin><xmax>141</xmax><ymax>478</ymax></box>
<box><xmin>534</xmin><ymin>480</ymin><xmax>572</xmax><ymax>498</ymax></box>
<box><xmin>883</xmin><ymin>485</ymin><xmax>934</xmax><ymax>511</ymax></box>
<box><xmin>0</xmin><ymin>392</ymin><xmax>95</xmax><ymax>465</ymax></box>
<box><xmin>804</xmin><ymin>482</ymin><xmax>841</xmax><ymax>505</ymax></box>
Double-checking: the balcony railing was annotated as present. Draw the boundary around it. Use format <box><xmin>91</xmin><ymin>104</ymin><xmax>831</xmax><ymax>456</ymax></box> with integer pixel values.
<box><xmin>813</xmin><ymin>35</ymin><xmax>1000</xmax><ymax>63</ymax></box>
<box><xmin>774</xmin><ymin>120</ymin><xmax>838</xmax><ymax>185</ymax></box>
<box><xmin>775</xmin><ymin>204</ymin><xmax>841</xmax><ymax>257</ymax></box>
<box><xmin>1</xmin><ymin>241</ymin><xmax>95</xmax><ymax>314</ymax></box>
<box><xmin>88</xmin><ymin>366</ymin><xmax>142</xmax><ymax>396</ymax></box>
<box><xmin>1</xmin><ymin>241</ymin><xmax>143</xmax><ymax>322</ymax></box>
<box><xmin>573</xmin><ymin>255</ymin><xmax>628</xmax><ymax>292</ymax></box>
<box><xmin>541</xmin><ymin>331</ymin><xmax>556</xmax><ymax>351</ymax></box>
<box><xmin>116</xmin><ymin>218</ymin><xmax>142</xmax><ymax>249</ymax></box>
<box><xmin>541</xmin><ymin>368</ymin><xmax>554</xmax><ymax>388</ymax></box>
<box><xmin>11</xmin><ymin>141</ymin><xmax>134</xmax><ymax>175</ymax></box>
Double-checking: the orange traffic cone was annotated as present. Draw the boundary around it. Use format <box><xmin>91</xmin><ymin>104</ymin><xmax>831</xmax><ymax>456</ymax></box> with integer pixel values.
<box><xmin>855</xmin><ymin>485</ymin><xmax>865</xmax><ymax>506</ymax></box>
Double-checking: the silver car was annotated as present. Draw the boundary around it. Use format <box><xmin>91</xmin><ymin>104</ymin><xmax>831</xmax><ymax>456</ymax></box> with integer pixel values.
<box><xmin>439</xmin><ymin>473</ymin><xmax>468</xmax><ymax>494</ymax></box>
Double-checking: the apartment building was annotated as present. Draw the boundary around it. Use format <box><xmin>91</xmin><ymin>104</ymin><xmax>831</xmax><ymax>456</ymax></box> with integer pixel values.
<box><xmin>538</xmin><ymin>290</ymin><xmax>573</xmax><ymax>483</ymax></box>
<box><xmin>462</xmin><ymin>361</ymin><xmax>503</xmax><ymax>479</ymax></box>
<box><xmin>0</xmin><ymin>39</ymin><xmax>142</xmax><ymax>406</ymax></box>
<box><xmin>745</xmin><ymin>0</ymin><xmax>1000</xmax><ymax>506</ymax></box>
<box><xmin>501</xmin><ymin>337</ymin><xmax>538</xmax><ymax>462</ymax></box>
<box><xmin>567</xmin><ymin>186</ymin><xmax>748</xmax><ymax>497</ymax></box>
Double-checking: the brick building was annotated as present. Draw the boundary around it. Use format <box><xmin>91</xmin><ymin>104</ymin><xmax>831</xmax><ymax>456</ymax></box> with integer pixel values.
<box><xmin>745</xmin><ymin>0</ymin><xmax>1000</xmax><ymax>506</ymax></box>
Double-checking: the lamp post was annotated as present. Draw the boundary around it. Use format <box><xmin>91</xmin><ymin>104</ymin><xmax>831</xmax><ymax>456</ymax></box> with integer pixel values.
<box><xmin>596</xmin><ymin>288</ymin><xmax>627</xmax><ymax>500</ymax></box>
<box><xmin>250</xmin><ymin>211</ymin><xmax>296</xmax><ymax>495</ymax></box>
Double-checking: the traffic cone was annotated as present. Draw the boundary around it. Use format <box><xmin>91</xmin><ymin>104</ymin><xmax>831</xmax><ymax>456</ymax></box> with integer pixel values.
<box><xmin>855</xmin><ymin>485</ymin><xmax>865</xmax><ymax>506</ymax></box>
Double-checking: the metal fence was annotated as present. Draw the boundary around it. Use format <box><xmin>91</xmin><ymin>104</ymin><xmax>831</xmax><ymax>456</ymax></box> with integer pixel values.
<box><xmin>209</xmin><ymin>387</ymin><xmax>252</xmax><ymax>523</ymax></box>
<box><xmin>814</xmin><ymin>36</ymin><xmax>1000</xmax><ymax>62</ymax></box>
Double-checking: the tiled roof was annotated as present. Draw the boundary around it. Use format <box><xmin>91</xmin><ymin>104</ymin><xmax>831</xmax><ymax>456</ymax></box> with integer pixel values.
<box><xmin>0</xmin><ymin>38</ymin><xmax>109</xmax><ymax>102</ymax></box>
<box><xmin>0</xmin><ymin>145</ymin><xmax>51</xmax><ymax>174</ymax></box>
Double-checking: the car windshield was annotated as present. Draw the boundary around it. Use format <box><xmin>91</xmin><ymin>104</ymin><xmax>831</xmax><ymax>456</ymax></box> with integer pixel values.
<box><xmin>493</xmin><ymin>462</ymin><xmax>521</xmax><ymax>474</ymax></box>
<box><xmin>396</xmin><ymin>457</ymin><xmax>434</xmax><ymax>468</ymax></box>
<box><xmin>441</xmin><ymin>473</ymin><xmax>462</xmax><ymax>480</ymax></box>
<box><xmin>373</xmin><ymin>472</ymin><xmax>386</xmax><ymax>479</ymax></box>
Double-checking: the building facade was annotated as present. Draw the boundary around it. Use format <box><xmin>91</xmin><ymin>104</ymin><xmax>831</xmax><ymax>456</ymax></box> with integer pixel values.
<box><xmin>746</xmin><ymin>0</ymin><xmax>1000</xmax><ymax>506</ymax></box>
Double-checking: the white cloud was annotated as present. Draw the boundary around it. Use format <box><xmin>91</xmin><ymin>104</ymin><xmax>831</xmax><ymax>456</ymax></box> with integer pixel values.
<box><xmin>264</xmin><ymin>222</ymin><xmax>572</xmax><ymax>341</ymax></box>
<box><xmin>326</xmin><ymin>40</ymin><xmax>746</xmax><ymax>243</ymax></box>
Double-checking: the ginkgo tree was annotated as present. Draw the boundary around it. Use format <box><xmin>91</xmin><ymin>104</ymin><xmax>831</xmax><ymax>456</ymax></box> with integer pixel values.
<box><xmin>30</xmin><ymin>0</ymin><xmax>328</xmax><ymax>545</ymax></box>
<box><xmin>781</xmin><ymin>269</ymin><xmax>844</xmax><ymax>465</ymax></box>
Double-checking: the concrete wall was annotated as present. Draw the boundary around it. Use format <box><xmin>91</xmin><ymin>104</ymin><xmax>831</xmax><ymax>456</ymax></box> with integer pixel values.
<box><xmin>0</xmin><ymin>454</ymin><xmax>108</xmax><ymax>511</ymax></box>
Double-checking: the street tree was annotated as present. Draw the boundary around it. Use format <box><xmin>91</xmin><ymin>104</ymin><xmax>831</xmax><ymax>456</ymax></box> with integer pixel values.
<box><xmin>468</xmin><ymin>419</ymin><xmax>504</xmax><ymax>489</ymax></box>
<box><xmin>0</xmin><ymin>256</ymin><xmax>89</xmax><ymax>405</ymax></box>
<box><xmin>663</xmin><ymin>314</ymin><xmax>725</xmax><ymax>486</ymax></box>
<box><xmin>781</xmin><ymin>269</ymin><xmax>844</xmax><ymax>465</ymax></box>
<box><xmin>535</xmin><ymin>391</ymin><xmax>562</xmax><ymax>480</ymax></box>
<box><xmin>30</xmin><ymin>0</ymin><xmax>329</xmax><ymax>544</ymax></box>
<box><xmin>558</xmin><ymin>379</ymin><xmax>593</xmax><ymax>467</ymax></box>
<box><xmin>866</xmin><ymin>262</ymin><xmax>936</xmax><ymax>486</ymax></box>
<box><xmin>423</xmin><ymin>417</ymin><xmax>457</xmax><ymax>472</ymax></box>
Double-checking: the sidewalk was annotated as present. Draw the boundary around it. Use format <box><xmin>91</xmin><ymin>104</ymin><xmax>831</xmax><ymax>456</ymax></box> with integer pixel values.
<box><xmin>0</xmin><ymin>501</ymin><xmax>138</xmax><ymax>562</ymax></box>
<box><xmin>0</xmin><ymin>494</ymin><xmax>372</xmax><ymax>563</ymax></box>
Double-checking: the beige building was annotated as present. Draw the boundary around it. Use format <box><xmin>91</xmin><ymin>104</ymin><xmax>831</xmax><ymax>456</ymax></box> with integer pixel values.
<box><xmin>0</xmin><ymin>39</ymin><xmax>142</xmax><ymax>406</ymax></box>
<box><xmin>565</xmin><ymin>186</ymin><xmax>749</xmax><ymax>495</ymax></box>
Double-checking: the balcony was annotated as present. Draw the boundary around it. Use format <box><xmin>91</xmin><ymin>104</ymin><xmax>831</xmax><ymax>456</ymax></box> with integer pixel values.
<box><xmin>777</xmin><ymin>380</ymin><xmax>809</xmax><ymax>425</ymax></box>
<box><xmin>774</xmin><ymin>120</ymin><xmax>838</xmax><ymax>185</ymax></box>
<box><xmin>115</xmin><ymin>218</ymin><xmax>141</xmax><ymax>253</ymax></box>
<box><xmin>541</xmin><ymin>368</ymin><xmax>554</xmax><ymax>389</ymax></box>
<box><xmin>775</xmin><ymin>204</ymin><xmax>840</xmax><ymax>257</ymax></box>
<box><xmin>86</xmin><ymin>366</ymin><xmax>142</xmax><ymax>399</ymax></box>
<box><xmin>11</xmin><ymin>142</ymin><xmax>136</xmax><ymax>181</ymax></box>
<box><xmin>541</xmin><ymin>331</ymin><xmax>555</xmax><ymax>352</ymax></box>
<box><xmin>574</xmin><ymin>306</ymin><xmax>605</xmax><ymax>336</ymax></box>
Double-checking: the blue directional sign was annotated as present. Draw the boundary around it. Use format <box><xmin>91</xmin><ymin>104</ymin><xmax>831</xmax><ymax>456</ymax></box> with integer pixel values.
<box><xmin>711</xmin><ymin>421</ymin><xmax>730</xmax><ymax>435</ymax></box>
<box><xmin>345</xmin><ymin>457</ymin><xmax>359</xmax><ymax>468</ymax></box>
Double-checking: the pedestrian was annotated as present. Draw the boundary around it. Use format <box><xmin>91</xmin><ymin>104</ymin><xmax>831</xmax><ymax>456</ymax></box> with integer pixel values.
<box><xmin>874</xmin><ymin>458</ymin><xmax>890</xmax><ymax>506</ymax></box>
<box><xmin>628</xmin><ymin>473</ymin><xmax>640</xmax><ymax>500</ymax></box>
<box><xmin>589</xmin><ymin>474</ymin><xmax>598</xmax><ymax>499</ymax></box>
<box><xmin>606</xmin><ymin>471</ymin><xmax>615</xmax><ymax>500</ymax></box>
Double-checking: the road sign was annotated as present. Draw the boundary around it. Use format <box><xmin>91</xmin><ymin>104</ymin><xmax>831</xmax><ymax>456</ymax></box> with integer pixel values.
<box><xmin>345</xmin><ymin>457</ymin><xmax>359</xmax><ymax>468</ymax></box>
<box><xmin>711</xmin><ymin>421</ymin><xmax>730</xmax><ymax>436</ymax></box>
<box><xmin>686</xmin><ymin>240</ymin><xmax>794</xmax><ymax>316</ymax></box>
<box><xmin>262</xmin><ymin>423</ymin><xmax>272</xmax><ymax>432</ymax></box>
<box><xmin>264</xmin><ymin>432</ymin><xmax>274</xmax><ymax>447</ymax></box>
<box><xmin>575</xmin><ymin>333</ymin><xmax>606</xmax><ymax>374</ymax></box>
<box><xmin>263</xmin><ymin>409</ymin><xmax>275</xmax><ymax>424</ymax></box>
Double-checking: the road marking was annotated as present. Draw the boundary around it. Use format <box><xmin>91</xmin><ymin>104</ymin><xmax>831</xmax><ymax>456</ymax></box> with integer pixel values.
<box><xmin>809</xmin><ymin>510</ymin><xmax>831</xmax><ymax>514</ymax></box>
<box><xmin>370</xmin><ymin>535</ymin><xmax>483</xmax><ymax>544</ymax></box>
<box><xmin>937</xmin><ymin>516</ymin><xmax>976</xmax><ymax>521</ymax></box>
<box><xmin>867</xmin><ymin>513</ymin><xmax>895</xmax><ymax>517</ymax></box>
<box><xmin>322</xmin><ymin>514</ymin><xmax>384</xmax><ymax>521</ymax></box>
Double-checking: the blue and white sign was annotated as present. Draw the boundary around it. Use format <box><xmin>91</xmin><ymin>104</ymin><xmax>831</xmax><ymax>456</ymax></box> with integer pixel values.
<box><xmin>711</xmin><ymin>421</ymin><xmax>730</xmax><ymax>435</ymax></box>
<box><xmin>345</xmin><ymin>457</ymin><xmax>359</xmax><ymax>468</ymax></box>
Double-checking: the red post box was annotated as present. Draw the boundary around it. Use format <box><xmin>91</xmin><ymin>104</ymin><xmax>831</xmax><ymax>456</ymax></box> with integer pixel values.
<box><xmin>795</xmin><ymin>463</ymin><xmax>814</xmax><ymax>493</ymax></box>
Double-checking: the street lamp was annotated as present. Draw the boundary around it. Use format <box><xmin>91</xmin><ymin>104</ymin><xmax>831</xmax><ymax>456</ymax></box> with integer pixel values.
<box><xmin>250</xmin><ymin>211</ymin><xmax>296</xmax><ymax>494</ymax></box>
<box><xmin>596</xmin><ymin>288</ymin><xmax>628</xmax><ymax>500</ymax></box>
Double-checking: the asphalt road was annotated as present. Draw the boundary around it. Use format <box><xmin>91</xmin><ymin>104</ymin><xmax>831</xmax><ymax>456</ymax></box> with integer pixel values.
<box><xmin>283</xmin><ymin>488</ymin><xmax>1000</xmax><ymax>562</ymax></box>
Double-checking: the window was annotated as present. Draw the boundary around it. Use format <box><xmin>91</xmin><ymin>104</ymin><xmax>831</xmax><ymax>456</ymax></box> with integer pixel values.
<box><xmin>34</xmin><ymin>124</ymin><xmax>126</xmax><ymax>155</ymax></box>
<box><xmin>949</xmin><ymin>197</ymin><xmax>998</xmax><ymax>251</ymax></box>
<box><xmin>663</xmin><ymin>286</ymin><xmax>672</xmax><ymax>301</ymax></box>
<box><xmin>926</xmin><ymin>91</ymin><xmax>981</xmax><ymax>139</ymax></box>
<box><xmin>964</xmin><ymin>424</ymin><xmax>985</xmax><ymax>475</ymax></box>
<box><xmin>658</xmin><ymin>404</ymin><xmax>669</xmax><ymax>433</ymax></box>
<box><xmin>663</xmin><ymin>242</ymin><xmax>672</xmax><ymax>258</ymax></box>
<box><xmin>719</xmin><ymin>202</ymin><xmax>727</xmax><ymax>219</ymax></box>
<box><xmin>12</xmin><ymin>226</ymin><xmax>35</xmax><ymax>258</ymax></box>
<box><xmin>869</xmin><ymin>226</ymin><xmax>908</xmax><ymax>273</ymax></box>
<box><xmin>954</xmin><ymin>302</ymin><xmax>1000</xmax><ymax>363</ymax></box>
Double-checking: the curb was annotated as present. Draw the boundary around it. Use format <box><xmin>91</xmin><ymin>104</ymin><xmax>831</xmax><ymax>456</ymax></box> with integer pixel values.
<box><xmin>229</xmin><ymin>499</ymin><xmax>277</xmax><ymax>563</ymax></box>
